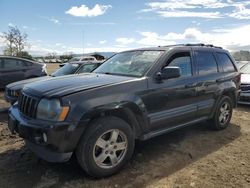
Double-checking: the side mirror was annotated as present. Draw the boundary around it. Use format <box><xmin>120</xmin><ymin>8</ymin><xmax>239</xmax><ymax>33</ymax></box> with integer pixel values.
<box><xmin>156</xmin><ymin>66</ymin><xmax>181</xmax><ymax>80</ymax></box>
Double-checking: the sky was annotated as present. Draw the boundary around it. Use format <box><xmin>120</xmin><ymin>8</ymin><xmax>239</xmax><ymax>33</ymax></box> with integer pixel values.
<box><xmin>0</xmin><ymin>0</ymin><xmax>250</xmax><ymax>56</ymax></box>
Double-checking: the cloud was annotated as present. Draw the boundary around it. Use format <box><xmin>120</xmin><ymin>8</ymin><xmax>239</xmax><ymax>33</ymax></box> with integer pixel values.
<box><xmin>141</xmin><ymin>0</ymin><xmax>250</xmax><ymax>19</ymax></box>
<box><xmin>99</xmin><ymin>40</ymin><xmax>107</xmax><ymax>44</ymax></box>
<box><xmin>158</xmin><ymin>10</ymin><xmax>222</xmax><ymax>18</ymax></box>
<box><xmin>66</xmin><ymin>4</ymin><xmax>112</xmax><ymax>17</ymax></box>
<box><xmin>49</xmin><ymin>18</ymin><xmax>60</xmax><ymax>24</ymax></box>
<box><xmin>137</xmin><ymin>32</ymin><xmax>177</xmax><ymax>46</ymax></box>
<box><xmin>38</xmin><ymin>16</ymin><xmax>60</xmax><ymax>25</ymax></box>
<box><xmin>116</xmin><ymin>38</ymin><xmax>135</xmax><ymax>45</ymax></box>
<box><xmin>136</xmin><ymin>24</ymin><xmax>250</xmax><ymax>51</ymax></box>
<box><xmin>228</xmin><ymin>4</ymin><xmax>250</xmax><ymax>19</ymax></box>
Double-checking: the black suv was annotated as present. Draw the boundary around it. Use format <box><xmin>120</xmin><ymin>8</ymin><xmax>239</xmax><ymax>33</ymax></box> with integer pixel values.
<box><xmin>8</xmin><ymin>44</ymin><xmax>241</xmax><ymax>178</ymax></box>
<box><xmin>0</xmin><ymin>56</ymin><xmax>47</xmax><ymax>89</ymax></box>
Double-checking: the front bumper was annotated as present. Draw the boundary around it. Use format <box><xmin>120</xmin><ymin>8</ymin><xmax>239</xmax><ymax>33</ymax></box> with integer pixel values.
<box><xmin>8</xmin><ymin>105</ymin><xmax>85</xmax><ymax>162</ymax></box>
<box><xmin>238</xmin><ymin>92</ymin><xmax>250</xmax><ymax>105</ymax></box>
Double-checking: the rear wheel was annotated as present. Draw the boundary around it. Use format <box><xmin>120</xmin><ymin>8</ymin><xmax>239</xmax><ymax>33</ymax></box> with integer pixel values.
<box><xmin>209</xmin><ymin>96</ymin><xmax>233</xmax><ymax>130</ymax></box>
<box><xmin>76</xmin><ymin>116</ymin><xmax>135</xmax><ymax>178</ymax></box>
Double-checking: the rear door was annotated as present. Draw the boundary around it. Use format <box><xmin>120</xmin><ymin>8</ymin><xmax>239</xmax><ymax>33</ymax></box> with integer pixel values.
<box><xmin>193</xmin><ymin>49</ymin><xmax>221</xmax><ymax>117</ymax></box>
<box><xmin>0</xmin><ymin>58</ymin><xmax>26</xmax><ymax>86</ymax></box>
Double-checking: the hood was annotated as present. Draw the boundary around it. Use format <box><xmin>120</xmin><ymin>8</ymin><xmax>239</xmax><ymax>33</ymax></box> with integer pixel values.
<box><xmin>241</xmin><ymin>74</ymin><xmax>250</xmax><ymax>84</ymax></box>
<box><xmin>23</xmin><ymin>73</ymin><xmax>135</xmax><ymax>97</ymax></box>
<box><xmin>7</xmin><ymin>76</ymin><xmax>51</xmax><ymax>90</ymax></box>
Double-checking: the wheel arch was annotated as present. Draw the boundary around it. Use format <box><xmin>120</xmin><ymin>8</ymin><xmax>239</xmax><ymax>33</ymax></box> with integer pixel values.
<box><xmin>79</xmin><ymin>102</ymin><xmax>148</xmax><ymax>139</ymax></box>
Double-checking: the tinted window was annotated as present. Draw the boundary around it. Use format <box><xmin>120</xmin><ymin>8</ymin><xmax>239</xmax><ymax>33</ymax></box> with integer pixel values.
<box><xmin>78</xmin><ymin>64</ymin><xmax>98</xmax><ymax>73</ymax></box>
<box><xmin>195</xmin><ymin>51</ymin><xmax>218</xmax><ymax>75</ymax></box>
<box><xmin>51</xmin><ymin>63</ymin><xmax>80</xmax><ymax>76</ymax></box>
<box><xmin>23</xmin><ymin>61</ymin><xmax>33</xmax><ymax>66</ymax></box>
<box><xmin>216</xmin><ymin>53</ymin><xmax>236</xmax><ymax>72</ymax></box>
<box><xmin>167</xmin><ymin>52</ymin><xmax>192</xmax><ymax>77</ymax></box>
<box><xmin>3</xmin><ymin>59</ymin><xmax>25</xmax><ymax>69</ymax></box>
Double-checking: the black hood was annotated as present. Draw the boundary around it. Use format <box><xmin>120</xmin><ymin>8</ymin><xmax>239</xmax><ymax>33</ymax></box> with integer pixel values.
<box><xmin>23</xmin><ymin>73</ymin><xmax>134</xmax><ymax>97</ymax></box>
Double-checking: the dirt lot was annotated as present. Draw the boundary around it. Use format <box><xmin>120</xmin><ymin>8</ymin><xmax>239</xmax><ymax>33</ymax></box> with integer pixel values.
<box><xmin>0</xmin><ymin>89</ymin><xmax>250</xmax><ymax>187</ymax></box>
<box><xmin>46</xmin><ymin>63</ymin><xmax>60</xmax><ymax>75</ymax></box>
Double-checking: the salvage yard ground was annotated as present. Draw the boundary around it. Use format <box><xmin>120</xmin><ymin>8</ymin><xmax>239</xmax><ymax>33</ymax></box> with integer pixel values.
<box><xmin>0</xmin><ymin>63</ymin><xmax>249</xmax><ymax>188</ymax></box>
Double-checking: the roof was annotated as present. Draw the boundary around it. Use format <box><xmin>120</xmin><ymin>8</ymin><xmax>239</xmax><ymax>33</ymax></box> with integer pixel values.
<box><xmin>123</xmin><ymin>43</ymin><xmax>226</xmax><ymax>52</ymax></box>
<box><xmin>0</xmin><ymin>55</ymin><xmax>43</xmax><ymax>64</ymax></box>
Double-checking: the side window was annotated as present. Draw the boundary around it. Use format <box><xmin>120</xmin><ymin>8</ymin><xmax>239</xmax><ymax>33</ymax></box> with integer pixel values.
<box><xmin>23</xmin><ymin>61</ymin><xmax>33</xmax><ymax>66</ymax></box>
<box><xmin>78</xmin><ymin>64</ymin><xmax>98</xmax><ymax>73</ymax></box>
<box><xmin>3</xmin><ymin>59</ymin><xmax>25</xmax><ymax>69</ymax></box>
<box><xmin>195</xmin><ymin>51</ymin><xmax>218</xmax><ymax>75</ymax></box>
<box><xmin>216</xmin><ymin>52</ymin><xmax>236</xmax><ymax>72</ymax></box>
<box><xmin>167</xmin><ymin>52</ymin><xmax>192</xmax><ymax>77</ymax></box>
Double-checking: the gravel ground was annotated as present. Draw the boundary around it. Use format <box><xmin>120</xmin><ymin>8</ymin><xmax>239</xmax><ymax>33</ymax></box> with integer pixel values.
<box><xmin>0</xmin><ymin>92</ymin><xmax>249</xmax><ymax>188</ymax></box>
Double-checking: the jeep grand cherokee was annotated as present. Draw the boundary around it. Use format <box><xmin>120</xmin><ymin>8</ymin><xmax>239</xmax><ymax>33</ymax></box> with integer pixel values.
<box><xmin>8</xmin><ymin>44</ymin><xmax>241</xmax><ymax>178</ymax></box>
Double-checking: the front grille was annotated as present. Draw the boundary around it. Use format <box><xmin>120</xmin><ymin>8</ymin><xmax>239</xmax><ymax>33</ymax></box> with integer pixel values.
<box><xmin>241</xmin><ymin>84</ymin><xmax>250</xmax><ymax>92</ymax></box>
<box><xmin>6</xmin><ymin>88</ymin><xmax>11</xmax><ymax>96</ymax></box>
<box><xmin>18</xmin><ymin>92</ymin><xmax>39</xmax><ymax>118</ymax></box>
<box><xmin>6</xmin><ymin>88</ymin><xmax>19</xmax><ymax>97</ymax></box>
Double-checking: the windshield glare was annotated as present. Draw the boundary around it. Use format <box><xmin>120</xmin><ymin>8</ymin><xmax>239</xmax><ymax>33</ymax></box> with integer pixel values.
<box><xmin>94</xmin><ymin>50</ymin><xmax>163</xmax><ymax>77</ymax></box>
<box><xmin>241</xmin><ymin>64</ymin><xmax>250</xmax><ymax>74</ymax></box>
<box><xmin>51</xmin><ymin>63</ymin><xmax>79</xmax><ymax>76</ymax></box>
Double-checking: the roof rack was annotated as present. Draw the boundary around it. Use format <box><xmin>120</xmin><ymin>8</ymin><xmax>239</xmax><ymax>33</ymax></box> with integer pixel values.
<box><xmin>185</xmin><ymin>43</ymin><xmax>222</xmax><ymax>49</ymax></box>
<box><xmin>160</xmin><ymin>43</ymin><xmax>222</xmax><ymax>49</ymax></box>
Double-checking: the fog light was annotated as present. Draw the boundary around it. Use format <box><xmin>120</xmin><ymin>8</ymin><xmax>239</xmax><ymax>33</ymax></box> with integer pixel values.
<box><xmin>42</xmin><ymin>133</ymin><xmax>48</xmax><ymax>143</ymax></box>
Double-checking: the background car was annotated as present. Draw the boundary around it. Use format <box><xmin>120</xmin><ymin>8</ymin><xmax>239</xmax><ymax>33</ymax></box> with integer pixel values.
<box><xmin>238</xmin><ymin>62</ymin><xmax>250</xmax><ymax>105</ymax></box>
<box><xmin>5</xmin><ymin>61</ymin><xmax>103</xmax><ymax>104</ymax></box>
<box><xmin>60</xmin><ymin>56</ymin><xmax>99</xmax><ymax>67</ymax></box>
<box><xmin>0</xmin><ymin>56</ymin><xmax>47</xmax><ymax>89</ymax></box>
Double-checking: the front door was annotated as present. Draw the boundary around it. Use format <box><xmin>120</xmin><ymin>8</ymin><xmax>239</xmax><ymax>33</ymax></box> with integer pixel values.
<box><xmin>141</xmin><ymin>50</ymin><xmax>198</xmax><ymax>131</ymax></box>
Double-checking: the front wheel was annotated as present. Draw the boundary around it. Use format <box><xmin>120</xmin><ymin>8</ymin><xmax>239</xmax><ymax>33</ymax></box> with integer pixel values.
<box><xmin>209</xmin><ymin>96</ymin><xmax>233</xmax><ymax>130</ymax></box>
<box><xmin>76</xmin><ymin>116</ymin><xmax>135</xmax><ymax>178</ymax></box>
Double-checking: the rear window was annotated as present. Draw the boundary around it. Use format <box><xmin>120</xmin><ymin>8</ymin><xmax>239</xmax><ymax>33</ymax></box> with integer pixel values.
<box><xmin>195</xmin><ymin>51</ymin><xmax>218</xmax><ymax>75</ymax></box>
<box><xmin>216</xmin><ymin>52</ymin><xmax>236</xmax><ymax>72</ymax></box>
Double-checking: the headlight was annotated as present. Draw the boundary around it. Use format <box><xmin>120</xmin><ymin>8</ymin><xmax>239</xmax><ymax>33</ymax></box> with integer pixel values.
<box><xmin>36</xmin><ymin>98</ymin><xmax>69</xmax><ymax>121</ymax></box>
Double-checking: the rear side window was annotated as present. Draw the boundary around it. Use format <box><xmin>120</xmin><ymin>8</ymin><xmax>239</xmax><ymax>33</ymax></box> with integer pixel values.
<box><xmin>195</xmin><ymin>51</ymin><xmax>218</xmax><ymax>75</ymax></box>
<box><xmin>216</xmin><ymin>53</ymin><xmax>236</xmax><ymax>72</ymax></box>
<box><xmin>23</xmin><ymin>61</ymin><xmax>33</xmax><ymax>66</ymax></box>
<box><xmin>3</xmin><ymin>59</ymin><xmax>25</xmax><ymax>69</ymax></box>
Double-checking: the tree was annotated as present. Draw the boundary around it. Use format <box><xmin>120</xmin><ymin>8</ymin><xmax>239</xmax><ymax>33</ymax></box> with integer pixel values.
<box><xmin>2</xmin><ymin>26</ymin><xmax>28</xmax><ymax>57</ymax></box>
<box><xmin>59</xmin><ymin>52</ymin><xmax>73</xmax><ymax>62</ymax></box>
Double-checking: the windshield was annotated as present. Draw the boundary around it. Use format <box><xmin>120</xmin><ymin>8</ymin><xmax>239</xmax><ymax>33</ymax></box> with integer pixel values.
<box><xmin>241</xmin><ymin>63</ymin><xmax>250</xmax><ymax>74</ymax></box>
<box><xmin>94</xmin><ymin>50</ymin><xmax>163</xmax><ymax>77</ymax></box>
<box><xmin>51</xmin><ymin>63</ymin><xmax>80</xmax><ymax>76</ymax></box>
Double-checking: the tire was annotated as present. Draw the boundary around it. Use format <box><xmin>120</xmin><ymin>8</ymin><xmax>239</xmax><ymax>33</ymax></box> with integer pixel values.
<box><xmin>209</xmin><ymin>96</ymin><xmax>233</xmax><ymax>130</ymax></box>
<box><xmin>76</xmin><ymin>116</ymin><xmax>135</xmax><ymax>178</ymax></box>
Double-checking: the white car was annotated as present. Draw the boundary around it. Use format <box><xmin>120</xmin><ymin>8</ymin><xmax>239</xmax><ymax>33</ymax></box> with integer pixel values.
<box><xmin>239</xmin><ymin>63</ymin><xmax>250</xmax><ymax>105</ymax></box>
<box><xmin>60</xmin><ymin>56</ymin><xmax>98</xmax><ymax>67</ymax></box>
